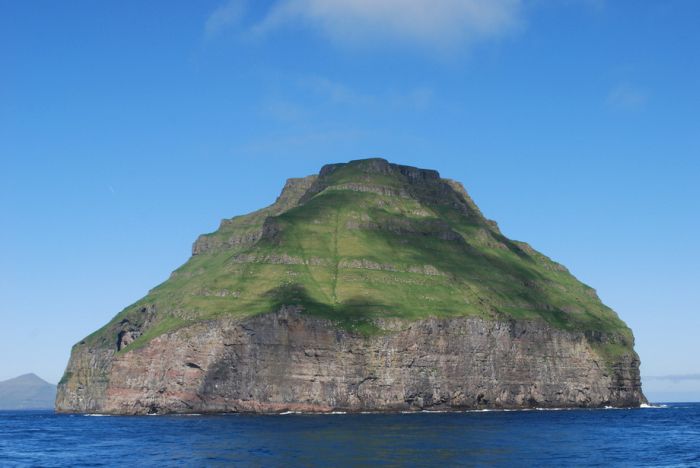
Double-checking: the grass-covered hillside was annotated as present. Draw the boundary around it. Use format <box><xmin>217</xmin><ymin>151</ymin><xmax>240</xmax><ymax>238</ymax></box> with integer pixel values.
<box><xmin>82</xmin><ymin>158</ymin><xmax>634</xmax><ymax>356</ymax></box>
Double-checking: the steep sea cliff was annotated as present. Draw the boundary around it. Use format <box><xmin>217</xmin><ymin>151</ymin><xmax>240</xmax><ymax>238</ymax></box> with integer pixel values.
<box><xmin>57</xmin><ymin>309</ymin><xmax>643</xmax><ymax>414</ymax></box>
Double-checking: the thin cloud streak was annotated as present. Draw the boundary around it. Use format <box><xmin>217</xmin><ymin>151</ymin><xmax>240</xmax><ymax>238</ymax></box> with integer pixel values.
<box><xmin>259</xmin><ymin>98</ymin><xmax>309</xmax><ymax>122</ymax></box>
<box><xmin>207</xmin><ymin>0</ymin><xmax>523</xmax><ymax>51</ymax></box>
<box><xmin>607</xmin><ymin>83</ymin><xmax>648</xmax><ymax>111</ymax></box>
<box><xmin>301</xmin><ymin>75</ymin><xmax>375</xmax><ymax>106</ymax></box>
<box><xmin>300</xmin><ymin>75</ymin><xmax>435</xmax><ymax>110</ymax></box>
<box><xmin>205</xmin><ymin>0</ymin><xmax>247</xmax><ymax>38</ymax></box>
<box><xmin>258</xmin><ymin>75</ymin><xmax>436</xmax><ymax>124</ymax></box>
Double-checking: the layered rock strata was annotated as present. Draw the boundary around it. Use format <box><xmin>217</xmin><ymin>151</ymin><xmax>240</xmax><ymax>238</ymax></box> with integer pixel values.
<box><xmin>57</xmin><ymin>308</ymin><xmax>644</xmax><ymax>414</ymax></box>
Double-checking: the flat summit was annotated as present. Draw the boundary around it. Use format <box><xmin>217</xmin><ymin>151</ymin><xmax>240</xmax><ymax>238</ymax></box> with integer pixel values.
<box><xmin>56</xmin><ymin>158</ymin><xmax>645</xmax><ymax>414</ymax></box>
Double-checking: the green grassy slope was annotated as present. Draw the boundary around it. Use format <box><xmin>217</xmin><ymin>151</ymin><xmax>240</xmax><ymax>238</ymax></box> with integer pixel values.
<box><xmin>81</xmin><ymin>158</ymin><xmax>634</xmax><ymax>356</ymax></box>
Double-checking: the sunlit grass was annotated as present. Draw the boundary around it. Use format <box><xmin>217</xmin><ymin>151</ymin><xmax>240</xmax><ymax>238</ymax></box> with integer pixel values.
<box><xmin>83</xmin><ymin>159</ymin><xmax>634</xmax><ymax>361</ymax></box>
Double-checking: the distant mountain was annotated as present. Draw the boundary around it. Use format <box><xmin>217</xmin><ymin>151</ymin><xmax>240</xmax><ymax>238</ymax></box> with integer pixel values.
<box><xmin>0</xmin><ymin>373</ymin><xmax>56</xmax><ymax>410</ymax></box>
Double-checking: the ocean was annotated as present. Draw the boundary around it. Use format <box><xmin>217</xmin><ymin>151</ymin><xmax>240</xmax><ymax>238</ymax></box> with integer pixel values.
<box><xmin>1</xmin><ymin>403</ymin><xmax>698</xmax><ymax>466</ymax></box>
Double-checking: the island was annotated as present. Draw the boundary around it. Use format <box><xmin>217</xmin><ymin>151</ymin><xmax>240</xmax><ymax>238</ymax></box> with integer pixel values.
<box><xmin>56</xmin><ymin>158</ymin><xmax>645</xmax><ymax>414</ymax></box>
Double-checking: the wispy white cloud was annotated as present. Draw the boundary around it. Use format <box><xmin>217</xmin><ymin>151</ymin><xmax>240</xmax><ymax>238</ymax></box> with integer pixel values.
<box><xmin>300</xmin><ymin>75</ymin><xmax>434</xmax><ymax>110</ymax></box>
<box><xmin>542</xmin><ymin>0</ymin><xmax>606</xmax><ymax>10</ymax></box>
<box><xmin>207</xmin><ymin>0</ymin><xmax>522</xmax><ymax>51</ymax></box>
<box><xmin>205</xmin><ymin>0</ymin><xmax>247</xmax><ymax>38</ymax></box>
<box><xmin>301</xmin><ymin>75</ymin><xmax>374</xmax><ymax>106</ymax></box>
<box><xmin>607</xmin><ymin>83</ymin><xmax>648</xmax><ymax>111</ymax></box>
<box><xmin>260</xmin><ymin>98</ymin><xmax>309</xmax><ymax>122</ymax></box>
<box><xmin>575</xmin><ymin>0</ymin><xmax>606</xmax><ymax>11</ymax></box>
<box><xmin>259</xmin><ymin>76</ymin><xmax>434</xmax><ymax>125</ymax></box>
<box><xmin>392</xmin><ymin>86</ymin><xmax>434</xmax><ymax>110</ymax></box>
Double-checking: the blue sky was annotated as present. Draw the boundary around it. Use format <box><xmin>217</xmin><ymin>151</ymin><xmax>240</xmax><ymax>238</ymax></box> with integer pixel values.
<box><xmin>1</xmin><ymin>1</ymin><xmax>698</xmax><ymax>401</ymax></box>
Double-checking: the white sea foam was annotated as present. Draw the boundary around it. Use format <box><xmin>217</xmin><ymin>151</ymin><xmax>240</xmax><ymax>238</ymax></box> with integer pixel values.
<box><xmin>640</xmin><ymin>403</ymin><xmax>667</xmax><ymax>409</ymax></box>
<box><xmin>397</xmin><ymin>410</ymin><xmax>451</xmax><ymax>414</ymax></box>
<box><xmin>84</xmin><ymin>414</ymin><xmax>110</xmax><ymax>417</ymax></box>
<box><xmin>244</xmin><ymin>404</ymin><xmax>662</xmax><ymax>416</ymax></box>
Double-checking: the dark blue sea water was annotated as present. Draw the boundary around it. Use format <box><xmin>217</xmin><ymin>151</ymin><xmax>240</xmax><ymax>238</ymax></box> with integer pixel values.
<box><xmin>1</xmin><ymin>404</ymin><xmax>699</xmax><ymax>467</ymax></box>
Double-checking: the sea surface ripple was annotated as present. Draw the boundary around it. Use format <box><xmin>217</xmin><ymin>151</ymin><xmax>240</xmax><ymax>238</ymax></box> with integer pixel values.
<box><xmin>1</xmin><ymin>403</ymin><xmax>699</xmax><ymax>466</ymax></box>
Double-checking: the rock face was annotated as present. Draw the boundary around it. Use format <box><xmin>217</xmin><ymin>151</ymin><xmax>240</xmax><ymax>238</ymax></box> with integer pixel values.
<box><xmin>57</xmin><ymin>309</ymin><xmax>643</xmax><ymax>414</ymax></box>
<box><xmin>56</xmin><ymin>158</ymin><xmax>646</xmax><ymax>414</ymax></box>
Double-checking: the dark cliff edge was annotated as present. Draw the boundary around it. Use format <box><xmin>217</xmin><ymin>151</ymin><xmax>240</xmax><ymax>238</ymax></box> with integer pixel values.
<box><xmin>56</xmin><ymin>158</ymin><xmax>646</xmax><ymax>414</ymax></box>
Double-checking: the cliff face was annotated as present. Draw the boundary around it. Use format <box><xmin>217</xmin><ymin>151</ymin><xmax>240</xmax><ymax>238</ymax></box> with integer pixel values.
<box><xmin>56</xmin><ymin>158</ymin><xmax>646</xmax><ymax>414</ymax></box>
<box><xmin>56</xmin><ymin>309</ymin><xmax>643</xmax><ymax>414</ymax></box>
